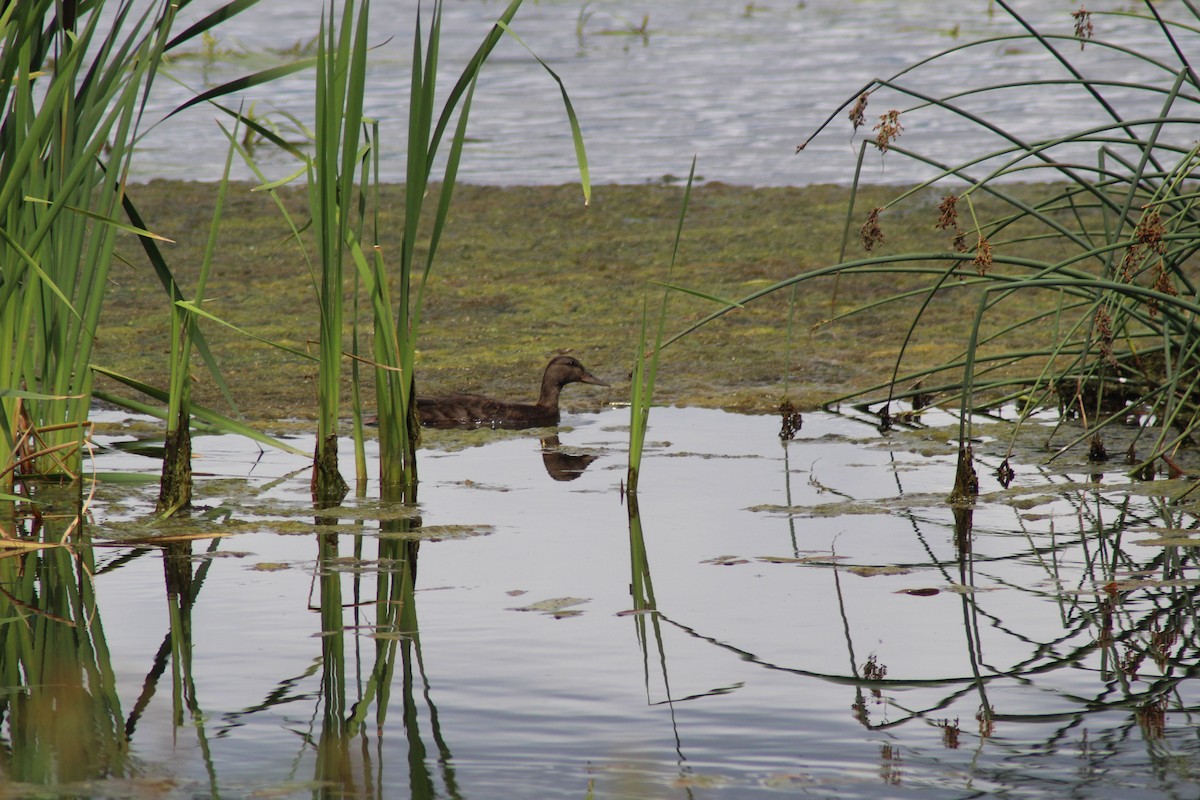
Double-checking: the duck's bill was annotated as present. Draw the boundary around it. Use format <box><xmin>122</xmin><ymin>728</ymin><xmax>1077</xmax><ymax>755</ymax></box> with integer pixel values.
<box><xmin>581</xmin><ymin>372</ymin><xmax>610</xmax><ymax>387</ymax></box>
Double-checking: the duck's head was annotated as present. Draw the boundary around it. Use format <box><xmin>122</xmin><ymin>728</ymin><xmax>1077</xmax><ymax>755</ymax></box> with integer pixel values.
<box><xmin>544</xmin><ymin>355</ymin><xmax>610</xmax><ymax>390</ymax></box>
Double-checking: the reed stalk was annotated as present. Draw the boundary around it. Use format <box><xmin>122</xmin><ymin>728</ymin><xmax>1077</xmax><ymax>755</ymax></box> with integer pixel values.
<box><xmin>0</xmin><ymin>0</ymin><xmax>285</xmax><ymax>512</ymax></box>
<box><xmin>304</xmin><ymin>0</ymin><xmax>370</xmax><ymax>504</ymax></box>
<box><xmin>627</xmin><ymin>160</ymin><xmax>738</xmax><ymax>492</ymax></box>
<box><xmin>627</xmin><ymin>161</ymin><xmax>696</xmax><ymax>494</ymax></box>
<box><xmin>212</xmin><ymin>1</ymin><xmax>588</xmax><ymax>496</ymax></box>
<box><xmin>0</xmin><ymin>0</ymin><xmax>177</xmax><ymax>491</ymax></box>
<box><xmin>154</xmin><ymin>123</ymin><xmax>241</xmax><ymax>516</ymax></box>
<box><xmin>361</xmin><ymin>0</ymin><xmax>589</xmax><ymax>491</ymax></box>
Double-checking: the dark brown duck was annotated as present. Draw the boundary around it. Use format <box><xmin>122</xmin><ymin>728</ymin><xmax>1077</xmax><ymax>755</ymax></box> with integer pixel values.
<box><xmin>416</xmin><ymin>355</ymin><xmax>609</xmax><ymax>429</ymax></box>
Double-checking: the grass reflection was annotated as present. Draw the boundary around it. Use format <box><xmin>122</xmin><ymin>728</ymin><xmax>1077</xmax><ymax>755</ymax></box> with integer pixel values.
<box><xmin>628</xmin><ymin>445</ymin><xmax>1200</xmax><ymax>780</ymax></box>
<box><xmin>308</xmin><ymin>485</ymin><xmax>457</xmax><ymax>799</ymax></box>
<box><xmin>0</xmin><ymin>483</ymin><xmax>127</xmax><ymax>786</ymax></box>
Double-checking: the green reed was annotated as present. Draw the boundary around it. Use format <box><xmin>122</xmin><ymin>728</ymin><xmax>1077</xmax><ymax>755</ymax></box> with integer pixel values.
<box><xmin>308</xmin><ymin>0</ymin><xmax>370</xmax><ymax>503</ymax></box>
<box><xmin>364</xmin><ymin>0</ymin><xmax>588</xmax><ymax>491</ymax></box>
<box><xmin>153</xmin><ymin>125</ymin><xmax>243</xmax><ymax>516</ymax></box>
<box><xmin>0</xmin><ymin>0</ymin><xmax>284</xmax><ymax>508</ymax></box>
<box><xmin>0</xmin><ymin>0</ymin><xmax>176</xmax><ymax>490</ymax></box>
<box><xmin>627</xmin><ymin>160</ymin><xmax>738</xmax><ymax>493</ymax></box>
<box><xmin>627</xmin><ymin>160</ymin><xmax>696</xmax><ymax>494</ymax></box>
<box><xmin>220</xmin><ymin>1</ymin><xmax>588</xmax><ymax>495</ymax></box>
<box><xmin>666</xmin><ymin>1</ymin><xmax>1200</xmax><ymax>491</ymax></box>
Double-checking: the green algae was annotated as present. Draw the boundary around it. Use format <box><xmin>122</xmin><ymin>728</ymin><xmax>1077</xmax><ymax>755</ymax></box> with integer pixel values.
<box><xmin>97</xmin><ymin>180</ymin><xmax>1071</xmax><ymax>423</ymax></box>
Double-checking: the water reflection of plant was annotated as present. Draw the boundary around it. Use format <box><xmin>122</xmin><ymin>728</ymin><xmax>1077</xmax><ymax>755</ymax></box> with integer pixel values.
<box><xmin>576</xmin><ymin>2</ymin><xmax>651</xmax><ymax>46</ymax></box>
<box><xmin>624</xmin><ymin>495</ymin><xmax>692</xmax><ymax>786</ymax></box>
<box><xmin>624</xmin><ymin>447</ymin><xmax>1200</xmax><ymax>789</ymax></box>
<box><xmin>308</xmin><ymin>489</ymin><xmax>455</xmax><ymax>796</ymax></box>
<box><xmin>0</xmin><ymin>485</ymin><xmax>127</xmax><ymax>785</ymax></box>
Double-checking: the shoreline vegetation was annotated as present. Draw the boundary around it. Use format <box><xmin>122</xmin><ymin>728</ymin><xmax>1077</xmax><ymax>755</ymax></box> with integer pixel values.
<box><xmin>98</xmin><ymin>179</ymin><xmax>1058</xmax><ymax>426</ymax></box>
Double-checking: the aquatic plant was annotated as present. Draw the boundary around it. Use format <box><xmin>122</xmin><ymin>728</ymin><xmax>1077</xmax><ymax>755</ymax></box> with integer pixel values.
<box><xmin>305</xmin><ymin>0</ymin><xmax>371</xmax><ymax>504</ymax></box>
<box><xmin>0</xmin><ymin>0</ymin><xmax>291</xmax><ymax>515</ymax></box>
<box><xmin>0</xmin><ymin>0</ymin><xmax>178</xmax><ymax>493</ymax></box>
<box><xmin>152</xmin><ymin>125</ymin><xmax>246</xmax><ymax>516</ymax></box>
<box><xmin>627</xmin><ymin>160</ymin><xmax>740</xmax><ymax>493</ymax></box>
<box><xmin>216</xmin><ymin>0</ymin><xmax>589</xmax><ymax>496</ymax></box>
<box><xmin>628</xmin><ymin>160</ymin><xmax>696</xmax><ymax>494</ymax></box>
<box><xmin>670</xmin><ymin>0</ymin><xmax>1200</xmax><ymax>492</ymax></box>
<box><xmin>349</xmin><ymin>0</ymin><xmax>589</xmax><ymax>492</ymax></box>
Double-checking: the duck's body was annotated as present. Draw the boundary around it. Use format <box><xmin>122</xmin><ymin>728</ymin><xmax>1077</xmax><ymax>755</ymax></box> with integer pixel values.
<box><xmin>416</xmin><ymin>356</ymin><xmax>608</xmax><ymax>429</ymax></box>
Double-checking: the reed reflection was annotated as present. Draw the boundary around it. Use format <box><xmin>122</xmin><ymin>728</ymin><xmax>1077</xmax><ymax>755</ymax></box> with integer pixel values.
<box><xmin>0</xmin><ymin>483</ymin><xmax>127</xmax><ymax>786</ymax></box>
<box><xmin>309</xmin><ymin>483</ymin><xmax>459</xmax><ymax>799</ymax></box>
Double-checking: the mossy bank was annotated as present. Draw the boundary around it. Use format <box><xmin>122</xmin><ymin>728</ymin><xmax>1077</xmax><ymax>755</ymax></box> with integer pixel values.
<box><xmin>97</xmin><ymin>180</ymin><xmax>1061</xmax><ymax>424</ymax></box>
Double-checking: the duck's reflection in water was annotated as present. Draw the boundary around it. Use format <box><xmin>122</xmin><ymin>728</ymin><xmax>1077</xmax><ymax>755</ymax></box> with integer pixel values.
<box><xmin>540</xmin><ymin>435</ymin><xmax>599</xmax><ymax>481</ymax></box>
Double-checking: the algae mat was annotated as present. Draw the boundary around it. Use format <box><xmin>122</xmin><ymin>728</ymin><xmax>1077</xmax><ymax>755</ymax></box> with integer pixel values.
<box><xmin>97</xmin><ymin>181</ymin><xmax>1054</xmax><ymax>422</ymax></box>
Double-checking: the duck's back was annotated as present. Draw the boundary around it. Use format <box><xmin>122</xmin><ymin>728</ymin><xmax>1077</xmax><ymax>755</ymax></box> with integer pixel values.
<box><xmin>417</xmin><ymin>394</ymin><xmax>557</xmax><ymax>429</ymax></box>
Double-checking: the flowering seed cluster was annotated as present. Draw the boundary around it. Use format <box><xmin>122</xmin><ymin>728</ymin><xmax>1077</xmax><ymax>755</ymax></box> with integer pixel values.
<box><xmin>1072</xmin><ymin>6</ymin><xmax>1094</xmax><ymax>49</ymax></box>
<box><xmin>873</xmin><ymin>109</ymin><xmax>903</xmax><ymax>152</ymax></box>
<box><xmin>861</xmin><ymin>207</ymin><xmax>885</xmax><ymax>251</ymax></box>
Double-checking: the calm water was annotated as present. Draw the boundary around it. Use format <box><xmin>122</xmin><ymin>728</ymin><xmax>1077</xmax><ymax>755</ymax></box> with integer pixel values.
<box><xmin>132</xmin><ymin>0</ymin><xmax>1196</xmax><ymax>186</ymax></box>
<box><xmin>36</xmin><ymin>406</ymin><xmax>1193</xmax><ymax>798</ymax></box>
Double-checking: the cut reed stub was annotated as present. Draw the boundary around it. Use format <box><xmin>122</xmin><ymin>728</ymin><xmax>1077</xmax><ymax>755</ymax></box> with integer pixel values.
<box><xmin>949</xmin><ymin>443</ymin><xmax>979</xmax><ymax>503</ymax></box>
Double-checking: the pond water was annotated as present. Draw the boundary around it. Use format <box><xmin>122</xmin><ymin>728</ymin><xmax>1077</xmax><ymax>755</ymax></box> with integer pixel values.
<box><xmin>8</xmin><ymin>405</ymin><xmax>1196</xmax><ymax>798</ymax></box>
<box><xmin>133</xmin><ymin>0</ymin><xmax>1196</xmax><ymax>187</ymax></box>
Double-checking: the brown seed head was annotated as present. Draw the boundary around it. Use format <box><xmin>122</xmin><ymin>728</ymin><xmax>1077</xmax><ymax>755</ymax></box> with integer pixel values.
<box><xmin>861</xmin><ymin>207</ymin><xmax>885</xmax><ymax>252</ymax></box>
<box><xmin>1135</xmin><ymin>209</ymin><xmax>1167</xmax><ymax>254</ymax></box>
<box><xmin>1119</xmin><ymin>244</ymin><xmax>1144</xmax><ymax>282</ymax></box>
<box><xmin>1095</xmin><ymin>305</ymin><xmax>1117</xmax><ymax>365</ymax></box>
<box><xmin>849</xmin><ymin>92</ymin><xmax>869</xmax><ymax>131</ymax></box>
<box><xmin>872</xmin><ymin>109</ymin><xmax>903</xmax><ymax>152</ymax></box>
<box><xmin>935</xmin><ymin>195</ymin><xmax>959</xmax><ymax>230</ymax></box>
<box><xmin>973</xmin><ymin>236</ymin><xmax>993</xmax><ymax>275</ymax></box>
<box><xmin>1149</xmin><ymin>261</ymin><xmax>1178</xmax><ymax>319</ymax></box>
<box><xmin>1072</xmin><ymin>6</ymin><xmax>1094</xmax><ymax>50</ymax></box>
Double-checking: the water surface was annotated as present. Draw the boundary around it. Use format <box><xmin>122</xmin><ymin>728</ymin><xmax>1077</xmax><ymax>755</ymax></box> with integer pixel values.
<box><xmin>135</xmin><ymin>0</ymin><xmax>1196</xmax><ymax>186</ymax></box>
<box><xmin>35</xmin><ymin>405</ymin><xmax>1196</xmax><ymax>798</ymax></box>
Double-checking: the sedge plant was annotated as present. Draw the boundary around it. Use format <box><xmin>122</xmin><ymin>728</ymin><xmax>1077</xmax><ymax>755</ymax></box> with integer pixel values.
<box><xmin>664</xmin><ymin>1</ymin><xmax>1200</xmax><ymax>494</ymax></box>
